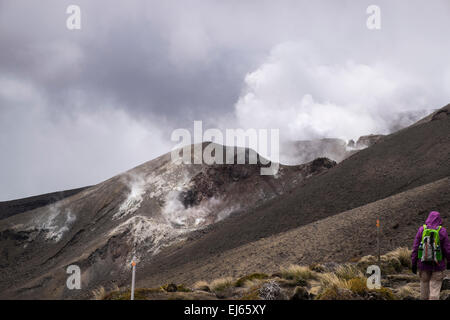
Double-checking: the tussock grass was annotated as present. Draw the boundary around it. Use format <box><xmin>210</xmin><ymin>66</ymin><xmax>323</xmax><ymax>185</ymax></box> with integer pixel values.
<box><xmin>235</xmin><ymin>273</ymin><xmax>268</xmax><ymax>287</ymax></box>
<box><xmin>99</xmin><ymin>246</ymin><xmax>413</xmax><ymax>300</ymax></box>
<box><xmin>357</xmin><ymin>255</ymin><xmax>376</xmax><ymax>264</ymax></box>
<box><xmin>239</xmin><ymin>278</ymin><xmax>268</xmax><ymax>300</ymax></box>
<box><xmin>192</xmin><ymin>280</ymin><xmax>210</xmax><ymax>292</ymax></box>
<box><xmin>317</xmin><ymin>265</ymin><xmax>369</xmax><ymax>299</ymax></box>
<box><xmin>385</xmin><ymin>247</ymin><xmax>412</xmax><ymax>268</ymax></box>
<box><xmin>242</xmin><ymin>278</ymin><xmax>266</xmax><ymax>289</ymax></box>
<box><xmin>110</xmin><ymin>287</ymin><xmax>164</xmax><ymax>300</ymax></box>
<box><xmin>356</xmin><ymin>247</ymin><xmax>411</xmax><ymax>274</ymax></box>
<box><xmin>210</xmin><ymin>277</ymin><xmax>234</xmax><ymax>292</ymax></box>
<box><xmin>316</xmin><ymin>287</ymin><xmax>355</xmax><ymax>300</ymax></box>
<box><xmin>395</xmin><ymin>285</ymin><xmax>416</xmax><ymax>299</ymax></box>
<box><xmin>317</xmin><ymin>274</ymin><xmax>367</xmax><ymax>300</ymax></box>
<box><xmin>317</xmin><ymin>266</ymin><xmax>398</xmax><ymax>300</ymax></box>
<box><xmin>176</xmin><ymin>284</ymin><xmax>192</xmax><ymax>292</ymax></box>
<box><xmin>280</xmin><ymin>265</ymin><xmax>318</xmax><ymax>281</ymax></box>
<box><xmin>309</xmin><ymin>263</ymin><xmax>326</xmax><ymax>273</ymax></box>
<box><xmin>318</xmin><ymin>273</ymin><xmax>347</xmax><ymax>289</ymax></box>
<box><xmin>346</xmin><ymin>277</ymin><xmax>368</xmax><ymax>295</ymax></box>
<box><xmin>372</xmin><ymin>287</ymin><xmax>396</xmax><ymax>300</ymax></box>
<box><xmin>318</xmin><ymin>264</ymin><xmax>364</xmax><ymax>289</ymax></box>
<box><xmin>160</xmin><ymin>283</ymin><xmax>192</xmax><ymax>292</ymax></box>
<box><xmin>91</xmin><ymin>286</ymin><xmax>107</xmax><ymax>300</ymax></box>
<box><xmin>334</xmin><ymin>264</ymin><xmax>364</xmax><ymax>281</ymax></box>
<box><xmin>240</xmin><ymin>286</ymin><xmax>261</xmax><ymax>300</ymax></box>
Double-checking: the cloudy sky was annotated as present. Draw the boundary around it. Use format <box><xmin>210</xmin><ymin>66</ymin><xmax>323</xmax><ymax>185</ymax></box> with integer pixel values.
<box><xmin>1</xmin><ymin>0</ymin><xmax>449</xmax><ymax>200</ymax></box>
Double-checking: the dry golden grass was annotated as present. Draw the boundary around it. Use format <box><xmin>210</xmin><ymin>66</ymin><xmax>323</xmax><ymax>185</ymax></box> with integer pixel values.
<box><xmin>316</xmin><ymin>264</ymin><xmax>364</xmax><ymax>292</ymax></box>
<box><xmin>356</xmin><ymin>247</ymin><xmax>412</xmax><ymax>274</ymax></box>
<box><xmin>242</xmin><ymin>278</ymin><xmax>266</xmax><ymax>289</ymax></box>
<box><xmin>317</xmin><ymin>260</ymin><xmax>400</xmax><ymax>300</ymax></box>
<box><xmin>357</xmin><ymin>254</ymin><xmax>376</xmax><ymax>264</ymax></box>
<box><xmin>316</xmin><ymin>275</ymin><xmax>369</xmax><ymax>300</ymax></box>
<box><xmin>346</xmin><ymin>277</ymin><xmax>368</xmax><ymax>295</ymax></box>
<box><xmin>192</xmin><ymin>280</ymin><xmax>210</xmax><ymax>291</ymax></box>
<box><xmin>395</xmin><ymin>284</ymin><xmax>418</xmax><ymax>299</ymax></box>
<box><xmin>318</xmin><ymin>273</ymin><xmax>347</xmax><ymax>289</ymax></box>
<box><xmin>385</xmin><ymin>247</ymin><xmax>412</xmax><ymax>268</ymax></box>
<box><xmin>91</xmin><ymin>286</ymin><xmax>107</xmax><ymax>300</ymax></box>
<box><xmin>334</xmin><ymin>264</ymin><xmax>364</xmax><ymax>281</ymax></box>
<box><xmin>309</xmin><ymin>263</ymin><xmax>326</xmax><ymax>272</ymax></box>
<box><xmin>112</xmin><ymin>284</ymin><xmax>120</xmax><ymax>292</ymax></box>
<box><xmin>235</xmin><ymin>273</ymin><xmax>269</xmax><ymax>287</ymax></box>
<box><xmin>210</xmin><ymin>277</ymin><xmax>234</xmax><ymax>292</ymax></box>
<box><xmin>280</xmin><ymin>264</ymin><xmax>318</xmax><ymax>281</ymax></box>
<box><xmin>318</xmin><ymin>268</ymin><xmax>367</xmax><ymax>297</ymax></box>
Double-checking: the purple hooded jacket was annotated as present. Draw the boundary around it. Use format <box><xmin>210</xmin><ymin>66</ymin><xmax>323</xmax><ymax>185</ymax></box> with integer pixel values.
<box><xmin>411</xmin><ymin>211</ymin><xmax>450</xmax><ymax>271</ymax></box>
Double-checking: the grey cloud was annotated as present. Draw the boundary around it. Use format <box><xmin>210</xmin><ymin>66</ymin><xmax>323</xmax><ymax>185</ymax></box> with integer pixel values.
<box><xmin>1</xmin><ymin>0</ymin><xmax>449</xmax><ymax>199</ymax></box>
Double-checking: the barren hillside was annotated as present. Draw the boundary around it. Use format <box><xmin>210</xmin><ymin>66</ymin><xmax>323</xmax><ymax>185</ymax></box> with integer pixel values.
<box><xmin>133</xmin><ymin>104</ymin><xmax>450</xmax><ymax>289</ymax></box>
<box><xmin>0</xmin><ymin>104</ymin><xmax>449</xmax><ymax>300</ymax></box>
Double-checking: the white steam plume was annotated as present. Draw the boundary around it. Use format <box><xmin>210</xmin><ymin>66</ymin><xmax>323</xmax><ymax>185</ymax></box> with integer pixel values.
<box><xmin>235</xmin><ymin>42</ymin><xmax>433</xmax><ymax>143</ymax></box>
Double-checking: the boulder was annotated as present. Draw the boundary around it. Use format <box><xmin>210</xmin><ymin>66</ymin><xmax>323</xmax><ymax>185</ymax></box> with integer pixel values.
<box><xmin>441</xmin><ymin>277</ymin><xmax>450</xmax><ymax>291</ymax></box>
<box><xmin>165</xmin><ymin>283</ymin><xmax>177</xmax><ymax>292</ymax></box>
<box><xmin>290</xmin><ymin>286</ymin><xmax>310</xmax><ymax>300</ymax></box>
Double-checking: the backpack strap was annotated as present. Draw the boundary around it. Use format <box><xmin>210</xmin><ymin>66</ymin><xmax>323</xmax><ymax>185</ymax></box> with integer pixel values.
<box><xmin>421</xmin><ymin>224</ymin><xmax>427</xmax><ymax>242</ymax></box>
<box><xmin>436</xmin><ymin>226</ymin><xmax>442</xmax><ymax>246</ymax></box>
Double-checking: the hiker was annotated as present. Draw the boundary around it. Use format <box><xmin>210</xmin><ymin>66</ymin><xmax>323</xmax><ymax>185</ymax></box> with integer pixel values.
<box><xmin>411</xmin><ymin>211</ymin><xmax>450</xmax><ymax>300</ymax></box>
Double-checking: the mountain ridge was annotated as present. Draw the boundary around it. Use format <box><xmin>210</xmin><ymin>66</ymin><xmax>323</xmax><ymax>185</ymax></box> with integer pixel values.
<box><xmin>0</xmin><ymin>104</ymin><xmax>449</xmax><ymax>299</ymax></box>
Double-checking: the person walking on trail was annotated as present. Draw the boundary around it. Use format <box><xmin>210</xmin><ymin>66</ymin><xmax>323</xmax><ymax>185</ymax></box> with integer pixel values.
<box><xmin>411</xmin><ymin>211</ymin><xmax>450</xmax><ymax>300</ymax></box>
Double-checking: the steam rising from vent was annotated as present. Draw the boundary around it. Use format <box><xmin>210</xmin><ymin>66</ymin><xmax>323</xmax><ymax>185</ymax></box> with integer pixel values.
<box><xmin>109</xmin><ymin>163</ymin><xmax>242</xmax><ymax>260</ymax></box>
<box><xmin>161</xmin><ymin>190</ymin><xmax>226</xmax><ymax>228</ymax></box>
<box><xmin>33</xmin><ymin>205</ymin><xmax>76</xmax><ymax>242</ymax></box>
<box><xmin>109</xmin><ymin>215</ymin><xmax>187</xmax><ymax>259</ymax></box>
<box><xmin>235</xmin><ymin>42</ymin><xmax>433</xmax><ymax>147</ymax></box>
<box><xmin>114</xmin><ymin>175</ymin><xmax>147</xmax><ymax>220</ymax></box>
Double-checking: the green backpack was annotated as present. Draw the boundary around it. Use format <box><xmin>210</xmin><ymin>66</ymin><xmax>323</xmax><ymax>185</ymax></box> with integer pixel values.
<box><xmin>418</xmin><ymin>225</ymin><xmax>442</xmax><ymax>263</ymax></box>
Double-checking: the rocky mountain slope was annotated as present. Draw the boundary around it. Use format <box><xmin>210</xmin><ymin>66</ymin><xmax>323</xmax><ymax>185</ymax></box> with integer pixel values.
<box><xmin>0</xmin><ymin>187</ymin><xmax>89</xmax><ymax>220</ymax></box>
<box><xmin>0</xmin><ymin>103</ymin><xmax>449</xmax><ymax>300</ymax></box>
<box><xmin>0</xmin><ymin>145</ymin><xmax>335</xmax><ymax>299</ymax></box>
<box><xmin>138</xmin><ymin>177</ymin><xmax>449</xmax><ymax>289</ymax></box>
<box><xmin>133</xmin><ymin>104</ymin><xmax>450</xmax><ymax>292</ymax></box>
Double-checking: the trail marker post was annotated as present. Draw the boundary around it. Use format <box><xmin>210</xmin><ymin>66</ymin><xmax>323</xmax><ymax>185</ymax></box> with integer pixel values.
<box><xmin>376</xmin><ymin>218</ymin><xmax>380</xmax><ymax>265</ymax></box>
<box><xmin>131</xmin><ymin>260</ymin><xmax>136</xmax><ymax>300</ymax></box>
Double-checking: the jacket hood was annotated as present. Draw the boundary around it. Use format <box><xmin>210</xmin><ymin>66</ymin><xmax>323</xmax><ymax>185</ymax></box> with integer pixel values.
<box><xmin>425</xmin><ymin>211</ymin><xmax>442</xmax><ymax>229</ymax></box>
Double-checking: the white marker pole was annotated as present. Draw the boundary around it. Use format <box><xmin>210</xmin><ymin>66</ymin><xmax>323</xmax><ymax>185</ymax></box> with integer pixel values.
<box><xmin>131</xmin><ymin>260</ymin><xmax>136</xmax><ymax>300</ymax></box>
<box><xmin>376</xmin><ymin>219</ymin><xmax>380</xmax><ymax>265</ymax></box>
